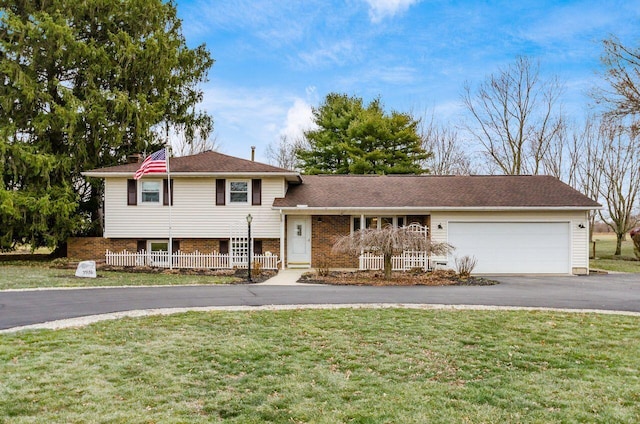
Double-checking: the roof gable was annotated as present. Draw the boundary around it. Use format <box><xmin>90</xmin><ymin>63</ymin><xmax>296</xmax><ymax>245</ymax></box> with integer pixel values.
<box><xmin>273</xmin><ymin>175</ymin><xmax>601</xmax><ymax>209</ymax></box>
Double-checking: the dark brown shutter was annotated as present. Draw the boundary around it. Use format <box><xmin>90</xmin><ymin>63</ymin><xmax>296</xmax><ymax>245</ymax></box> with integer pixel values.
<box><xmin>216</xmin><ymin>179</ymin><xmax>226</xmax><ymax>206</ymax></box>
<box><xmin>137</xmin><ymin>240</ymin><xmax>146</xmax><ymax>252</ymax></box>
<box><xmin>127</xmin><ymin>179</ymin><xmax>137</xmax><ymax>205</ymax></box>
<box><xmin>172</xmin><ymin>239</ymin><xmax>180</xmax><ymax>252</ymax></box>
<box><xmin>252</xmin><ymin>179</ymin><xmax>262</xmax><ymax>205</ymax></box>
<box><xmin>253</xmin><ymin>240</ymin><xmax>263</xmax><ymax>255</ymax></box>
<box><xmin>163</xmin><ymin>179</ymin><xmax>174</xmax><ymax>206</ymax></box>
<box><xmin>219</xmin><ymin>240</ymin><xmax>229</xmax><ymax>254</ymax></box>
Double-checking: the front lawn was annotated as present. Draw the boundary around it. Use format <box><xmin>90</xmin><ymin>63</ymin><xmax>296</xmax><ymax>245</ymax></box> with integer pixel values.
<box><xmin>0</xmin><ymin>262</ymin><xmax>239</xmax><ymax>290</ymax></box>
<box><xmin>590</xmin><ymin>232</ymin><xmax>639</xmax><ymax>273</ymax></box>
<box><xmin>1</xmin><ymin>309</ymin><xmax>638</xmax><ymax>423</ymax></box>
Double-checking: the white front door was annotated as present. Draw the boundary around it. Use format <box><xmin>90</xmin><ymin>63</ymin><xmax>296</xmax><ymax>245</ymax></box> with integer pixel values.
<box><xmin>287</xmin><ymin>216</ymin><xmax>311</xmax><ymax>267</ymax></box>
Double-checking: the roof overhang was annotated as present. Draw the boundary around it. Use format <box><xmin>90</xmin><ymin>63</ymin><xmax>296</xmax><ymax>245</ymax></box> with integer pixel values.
<box><xmin>82</xmin><ymin>171</ymin><xmax>302</xmax><ymax>183</ymax></box>
<box><xmin>273</xmin><ymin>205</ymin><xmax>601</xmax><ymax>214</ymax></box>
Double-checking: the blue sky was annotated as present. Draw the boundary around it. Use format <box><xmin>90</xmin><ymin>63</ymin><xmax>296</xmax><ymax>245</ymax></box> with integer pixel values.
<box><xmin>175</xmin><ymin>0</ymin><xmax>640</xmax><ymax>162</ymax></box>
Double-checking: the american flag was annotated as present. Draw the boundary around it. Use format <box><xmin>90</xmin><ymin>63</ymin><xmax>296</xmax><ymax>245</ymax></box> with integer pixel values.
<box><xmin>134</xmin><ymin>148</ymin><xmax>167</xmax><ymax>180</ymax></box>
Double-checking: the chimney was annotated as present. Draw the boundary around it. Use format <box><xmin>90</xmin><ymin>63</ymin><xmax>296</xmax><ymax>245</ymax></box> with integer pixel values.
<box><xmin>127</xmin><ymin>153</ymin><xmax>143</xmax><ymax>164</ymax></box>
<box><xmin>251</xmin><ymin>146</ymin><xmax>256</xmax><ymax>161</ymax></box>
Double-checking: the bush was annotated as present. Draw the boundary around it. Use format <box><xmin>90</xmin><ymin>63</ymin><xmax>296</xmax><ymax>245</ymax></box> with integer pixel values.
<box><xmin>633</xmin><ymin>232</ymin><xmax>640</xmax><ymax>260</ymax></box>
<box><xmin>455</xmin><ymin>255</ymin><xmax>477</xmax><ymax>279</ymax></box>
<box><xmin>315</xmin><ymin>255</ymin><xmax>330</xmax><ymax>277</ymax></box>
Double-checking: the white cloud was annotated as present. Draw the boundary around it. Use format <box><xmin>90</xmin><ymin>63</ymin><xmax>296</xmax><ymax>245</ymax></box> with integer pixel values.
<box><xmin>198</xmin><ymin>83</ymin><xmax>290</xmax><ymax>159</ymax></box>
<box><xmin>297</xmin><ymin>40</ymin><xmax>358</xmax><ymax>69</ymax></box>
<box><xmin>364</xmin><ymin>0</ymin><xmax>420</xmax><ymax>23</ymax></box>
<box><xmin>279</xmin><ymin>98</ymin><xmax>316</xmax><ymax>142</ymax></box>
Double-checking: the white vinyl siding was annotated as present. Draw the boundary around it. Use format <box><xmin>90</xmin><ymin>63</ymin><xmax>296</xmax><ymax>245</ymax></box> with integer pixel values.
<box><xmin>104</xmin><ymin>177</ymin><xmax>285</xmax><ymax>239</ymax></box>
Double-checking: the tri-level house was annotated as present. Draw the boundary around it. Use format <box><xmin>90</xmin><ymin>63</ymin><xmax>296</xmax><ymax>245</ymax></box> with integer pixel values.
<box><xmin>75</xmin><ymin>150</ymin><xmax>601</xmax><ymax>275</ymax></box>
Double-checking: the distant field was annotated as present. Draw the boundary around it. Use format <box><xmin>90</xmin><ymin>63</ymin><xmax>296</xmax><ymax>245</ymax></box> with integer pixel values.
<box><xmin>590</xmin><ymin>232</ymin><xmax>639</xmax><ymax>273</ymax></box>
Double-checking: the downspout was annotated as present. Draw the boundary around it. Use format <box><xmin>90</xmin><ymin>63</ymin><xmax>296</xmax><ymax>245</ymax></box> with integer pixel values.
<box><xmin>280</xmin><ymin>210</ymin><xmax>286</xmax><ymax>270</ymax></box>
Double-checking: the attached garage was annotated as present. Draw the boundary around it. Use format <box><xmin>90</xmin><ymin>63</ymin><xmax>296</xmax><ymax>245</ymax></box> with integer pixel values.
<box><xmin>447</xmin><ymin>222</ymin><xmax>571</xmax><ymax>274</ymax></box>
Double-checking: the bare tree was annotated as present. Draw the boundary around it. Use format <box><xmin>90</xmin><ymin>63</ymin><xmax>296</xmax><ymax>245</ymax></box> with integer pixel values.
<box><xmin>421</xmin><ymin>118</ymin><xmax>475</xmax><ymax>175</ymax></box>
<box><xmin>332</xmin><ymin>226</ymin><xmax>453</xmax><ymax>280</ymax></box>
<box><xmin>172</xmin><ymin>129</ymin><xmax>219</xmax><ymax>157</ymax></box>
<box><xmin>571</xmin><ymin>116</ymin><xmax>605</xmax><ymax>242</ymax></box>
<box><xmin>598</xmin><ymin>36</ymin><xmax>640</xmax><ymax>125</ymax></box>
<box><xmin>595</xmin><ymin>123</ymin><xmax>640</xmax><ymax>255</ymax></box>
<box><xmin>265</xmin><ymin>135</ymin><xmax>306</xmax><ymax>170</ymax></box>
<box><xmin>462</xmin><ymin>56</ymin><xmax>564</xmax><ymax>175</ymax></box>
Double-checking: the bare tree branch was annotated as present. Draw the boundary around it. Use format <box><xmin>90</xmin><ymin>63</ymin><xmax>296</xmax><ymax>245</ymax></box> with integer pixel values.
<box><xmin>462</xmin><ymin>56</ymin><xmax>564</xmax><ymax>175</ymax></box>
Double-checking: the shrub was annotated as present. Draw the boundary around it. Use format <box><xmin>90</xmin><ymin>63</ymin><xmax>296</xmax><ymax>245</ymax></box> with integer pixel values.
<box><xmin>315</xmin><ymin>255</ymin><xmax>330</xmax><ymax>277</ymax></box>
<box><xmin>455</xmin><ymin>255</ymin><xmax>477</xmax><ymax>279</ymax></box>
<box><xmin>633</xmin><ymin>232</ymin><xmax>640</xmax><ymax>260</ymax></box>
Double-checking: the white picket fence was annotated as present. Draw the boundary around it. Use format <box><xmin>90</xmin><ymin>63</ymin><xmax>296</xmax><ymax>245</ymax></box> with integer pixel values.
<box><xmin>359</xmin><ymin>251</ymin><xmax>430</xmax><ymax>271</ymax></box>
<box><xmin>105</xmin><ymin>250</ymin><xmax>279</xmax><ymax>270</ymax></box>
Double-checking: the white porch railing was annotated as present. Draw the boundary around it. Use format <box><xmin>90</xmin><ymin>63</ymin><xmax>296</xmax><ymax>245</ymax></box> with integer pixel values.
<box><xmin>105</xmin><ymin>250</ymin><xmax>279</xmax><ymax>270</ymax></box>
<box><xmin>359</xmin><ymin>251</ymin><xmax>430</xmax><ymax>271</ymax></box>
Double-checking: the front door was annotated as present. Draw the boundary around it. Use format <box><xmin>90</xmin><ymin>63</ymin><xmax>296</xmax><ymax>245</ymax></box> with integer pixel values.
<box><xmin>287</xmin><ymin>216</ymin><xmax>311</xmax><ymax>267</ymax></box>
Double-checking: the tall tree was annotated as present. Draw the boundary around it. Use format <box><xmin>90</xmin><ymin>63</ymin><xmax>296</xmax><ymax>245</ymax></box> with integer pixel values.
<box><xmin>0</xmin><ymin>0</ymin><xmax>213</xmax><ymax>250</ymax></box>
<box><xmin>297</xmin><ymin>93</ymin><xmax>429</xmax><ymax>174</ymax></box>
<box><xmin>595</xmin><ymin>123</ymin><xmax>640</xmax><ymax>255</ymax></box>
<box><xmin>420</xmin><ymin>118</ymin><xmax>474</xmax><ymax>175</ymax></box>
<box><xmin>265</xmin><ymin>135</ymin><xmax>306</xmax><ymax>170</ymax></box>
<box><xmin>462</xmin><ymin>56</ymin><xmax>564</xmax><ymax>175</ymax></box>
<box><xmin>599</xmin><ymin>36</ymin><xmax>640</xmax><ymax>125</ymax></box>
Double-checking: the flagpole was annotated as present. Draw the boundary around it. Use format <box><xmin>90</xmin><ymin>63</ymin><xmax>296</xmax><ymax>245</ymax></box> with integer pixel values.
<box><xmin>167</xmin><ymin>145</ymin><xmax>173</xmax><ymax>270</ymax></box>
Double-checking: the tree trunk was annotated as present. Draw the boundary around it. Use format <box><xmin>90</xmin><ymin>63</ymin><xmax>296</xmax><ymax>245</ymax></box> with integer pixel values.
<box><xmin>615</xmin><ymin>232</ymin><xmax>623</xmax><ymax>256</ymax></box>
<box><xmin>383</xmin><ymin>254</ymin><xmax>392</xmax><ymax>280</ymax></box>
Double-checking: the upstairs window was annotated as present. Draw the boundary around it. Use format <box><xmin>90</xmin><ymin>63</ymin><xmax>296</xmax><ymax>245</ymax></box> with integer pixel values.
<box><xmin>229</xmin><ymin>181</ymin><xmax>249</xmax><ymax>204</ymax></box>
<box><xmin>141</xmin><ymin>181</ymin><xmax>161</xmax><ymax>203</ymax></box>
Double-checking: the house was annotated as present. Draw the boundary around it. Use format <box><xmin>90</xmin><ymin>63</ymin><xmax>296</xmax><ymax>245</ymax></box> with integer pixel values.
<box><xmin>74</xmin><ymin>150</ymin><xmax>601</xmax><ymax>275</ymax></box>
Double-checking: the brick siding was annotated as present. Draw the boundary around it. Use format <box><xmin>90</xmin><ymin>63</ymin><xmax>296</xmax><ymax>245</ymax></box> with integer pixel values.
<box><xmin>311</xmin><ymin>215</ymin><xmax>357</xmax><ymax>268</ymax></box>
<box><xmin>68</xmin><ymin>237</ymin><xmax>280</xmax><ymax>261</ymax></box>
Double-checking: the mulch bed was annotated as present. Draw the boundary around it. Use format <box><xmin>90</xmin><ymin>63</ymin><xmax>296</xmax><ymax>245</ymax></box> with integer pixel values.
<box><xmin>299</xmin><ymin>270</ymin><xmax>498</xmax><ymax>286</ymax></box>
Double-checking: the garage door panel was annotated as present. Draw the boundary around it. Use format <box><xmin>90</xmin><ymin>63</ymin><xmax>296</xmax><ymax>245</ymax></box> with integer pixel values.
<box><xmin>448</xmin><ymin>222</ymin><xmax>570</xmax><ymax>274</ymax></box>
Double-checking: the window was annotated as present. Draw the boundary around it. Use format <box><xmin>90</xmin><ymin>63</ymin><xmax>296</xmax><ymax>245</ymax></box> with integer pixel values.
<box><xmin>141</xmin><ymin>181</ymin><xmax>161</xmax><ymax>203</ymax></box>
<box><xmin>352</xmin><ymin>216</ymin><xmax>407</xmax><ymax>232</ymax></box>
<box><xmin>229</xmin><ymin>181</ymin><xmax>249</xmax><ymax>204</ymax></box>
<box><xmin>149</xmin><ymin>240</ymin><xmax>168</xmax><ymax>252</ymax></box>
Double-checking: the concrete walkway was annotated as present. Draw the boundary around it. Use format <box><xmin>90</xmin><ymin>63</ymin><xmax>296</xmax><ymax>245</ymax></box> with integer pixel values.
<box><xmin>256</xmin><ymin>269</ymin><xmax>311</xmax><ymax>285</ymax></box>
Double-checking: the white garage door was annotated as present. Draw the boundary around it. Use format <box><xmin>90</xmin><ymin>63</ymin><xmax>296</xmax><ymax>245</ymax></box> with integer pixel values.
<box><xmin>447</xmin><ymin>222</ymin><xmax>570</xmax><ymax>274</ymax></box>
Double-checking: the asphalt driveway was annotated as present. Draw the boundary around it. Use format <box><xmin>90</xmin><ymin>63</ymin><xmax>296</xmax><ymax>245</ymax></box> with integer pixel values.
<box><xmin>1</xmin><ymin>273</ymin><xmax>639</xmax><ymax>331</ymax></box>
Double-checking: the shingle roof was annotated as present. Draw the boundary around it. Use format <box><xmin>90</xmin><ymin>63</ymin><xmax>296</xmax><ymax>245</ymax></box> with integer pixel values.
<box><xmin>273</xmin><ymin>175</ymin><xmax>601</xmax><ymax>208</ymax></box>
<box><xmin>84</xmin><ymin>150</ymin><xmax>297</xmax><ymax>175</ymax></box>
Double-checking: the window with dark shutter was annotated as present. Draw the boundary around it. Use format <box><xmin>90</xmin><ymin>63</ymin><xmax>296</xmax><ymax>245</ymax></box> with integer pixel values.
<box><xmin>216</xmin><ymin>179</ymin><xmax>226</xmax><ymax>205</ymax></box>
<box><xmin>137</xmin><ymin>240</ymin><xmax>146</xmax><ymax>252</ymax></box>
<box><xmin>163</xmin><ymin>179</ymin><xmax>174</xmax><ymax>206</ymax></box>
<box><xmin>219</xmin><ymin>240</ymin><xmax>229</xmax><ymax>254</ymax></box>
<box><xmin>252</xmin><ymin>179</ymin><xmax>262</xmax><ymax>205</ymax></box>
<box><xmin>127</xmin><ymin>179</ymin><xmax>137</xmax><ymax>205</ymax></box>
<box><xmin>253</xmin><ymin>240</ymin><xmax>263</xmax><ymax>255</ymax></box>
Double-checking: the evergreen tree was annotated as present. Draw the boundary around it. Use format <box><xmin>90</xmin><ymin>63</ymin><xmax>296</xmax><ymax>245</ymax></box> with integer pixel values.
<box><xmin>297</xmin><ymin>93</ymin><xmax>429</xmax><ymax>174</ymax></box>
<box><xmin>0</xmin><ymin>0</ymin><xmax>213</xmax><ymax>250</ymax></box>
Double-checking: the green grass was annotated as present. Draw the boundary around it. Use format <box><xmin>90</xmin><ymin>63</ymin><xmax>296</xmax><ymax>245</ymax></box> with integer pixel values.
<box><xmin>0</xmin><ymin>262</ymin><xmax>238</xmax><ymax>290</ymax></box>
<box><xmin>1</xmin><ymin>309</ymin><xmax>639</xmax><ymax>423</ymax></box>
<box><xmin>590</xmin><ymin>233</ymin><xmax>640</xmax><ymax>273</ymax></box>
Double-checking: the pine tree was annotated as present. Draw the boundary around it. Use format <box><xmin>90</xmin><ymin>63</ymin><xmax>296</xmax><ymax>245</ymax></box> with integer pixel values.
<box><xmin>297</xmin><ymin>93</ymin><xmax>430</xmax><ymax>175</ymax></box>
<box><xmin>0</xmin><ymin>0</ymin><xmax>213</xmax><ymax>250</ymax></box>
